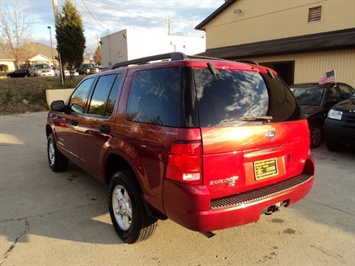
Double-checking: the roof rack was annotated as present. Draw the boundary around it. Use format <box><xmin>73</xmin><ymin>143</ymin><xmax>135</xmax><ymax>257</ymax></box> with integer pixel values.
<box><xmin>109</xmin><ymin>52</ymin><xmax>189</xmax><ymax>69</ymax></box>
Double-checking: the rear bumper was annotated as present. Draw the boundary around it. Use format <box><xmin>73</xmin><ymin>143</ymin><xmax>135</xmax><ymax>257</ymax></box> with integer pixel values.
<box><xmin>163</xmin><ymin>163</ymin><xmax>314</xmax><ymax>232</ymax></box>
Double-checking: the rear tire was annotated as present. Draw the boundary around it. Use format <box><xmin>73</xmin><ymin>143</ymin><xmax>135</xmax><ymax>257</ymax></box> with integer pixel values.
<box><xmin>47</xmin><ymin>133</ymin><xmax>69</xmax><ymax>172</ymax></box>
<box><xmin>108</xmin><ymin>170</ymin><xmax>157</xmax><ymax>243</ymax></box>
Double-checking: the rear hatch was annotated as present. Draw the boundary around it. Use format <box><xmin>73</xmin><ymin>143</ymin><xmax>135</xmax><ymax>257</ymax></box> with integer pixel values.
<box><xmin>194</xmin><ymin>66</ymin><xmax>310</xmax><ymax>199</ymax></box>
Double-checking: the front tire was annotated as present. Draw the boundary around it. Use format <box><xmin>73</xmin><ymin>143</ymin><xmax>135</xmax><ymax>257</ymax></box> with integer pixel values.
<box><xmin>47</xmin><ymin>133</ymin><xmax>69</xmax><ymax>172</ymax></box>
<box><xmin>108</xmin><ymin>170</ymin><xmax>157</xmax><ymax>243</ymax></box>
<box><xmin>326</xmin><ymin>138</ymin><xmax>344</xmax><ymax>152</ymax></box>
<box><xmin>310</xmin><ymin>124</ymin><xmax>322</xmax><ymax>148</ymax></box>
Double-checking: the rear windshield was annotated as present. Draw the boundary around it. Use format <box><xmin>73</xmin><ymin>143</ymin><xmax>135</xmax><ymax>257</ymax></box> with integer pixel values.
<box><xmin>194</xmin><ymin>68</ymin><xmax>302</xmax><ymax>127</ymax></box>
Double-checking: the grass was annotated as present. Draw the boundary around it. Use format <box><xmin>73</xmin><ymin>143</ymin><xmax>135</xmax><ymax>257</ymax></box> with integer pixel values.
<box><xmin>0</xmin><ymin>75</ymin><xmax>84</xmax><ymax>115</ymax></box>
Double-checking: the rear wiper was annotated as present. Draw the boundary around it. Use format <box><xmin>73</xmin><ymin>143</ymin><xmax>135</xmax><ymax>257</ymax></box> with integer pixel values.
<box><xmin>240</xmin><ymin>116</ymin><xmax>273</xmax><ymax>122</ymax></box>
<box><xmin>219</xmin><ymin>116</ymin><xmax>273</xmax><ymax>125</ymax></box>
<box><xmin>207</xmin><ymin>62</ymin><xmax>217</xmax><ymax>75</ymax></box>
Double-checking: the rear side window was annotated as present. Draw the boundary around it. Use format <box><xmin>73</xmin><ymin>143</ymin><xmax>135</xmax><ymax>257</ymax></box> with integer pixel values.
<box><xmin>88</xmin><ymin>74</ymin><xmax>122</xmax><ymax>116</ymax></box>
<box><xmin>195</xmin><ymin>69</ymin><xmax>302</xmax><ymax>127</ymax></box>
<box><xmin>126</xmin><ymin>68</ymin><xmax>181</xmax><ymax>127</ymax></box>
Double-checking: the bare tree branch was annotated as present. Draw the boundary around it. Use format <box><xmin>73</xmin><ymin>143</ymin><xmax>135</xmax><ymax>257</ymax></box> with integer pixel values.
<box><xmin>0</xmin><ymin>0</ymin><xmax>33</xmax><ymax>68</ymax></box>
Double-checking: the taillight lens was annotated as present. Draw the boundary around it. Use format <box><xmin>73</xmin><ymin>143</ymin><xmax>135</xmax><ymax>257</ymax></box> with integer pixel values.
<box><xmin>166</xmin><ymin>142</ymin><xmax>202</xmax><ymax>184</ymax></box>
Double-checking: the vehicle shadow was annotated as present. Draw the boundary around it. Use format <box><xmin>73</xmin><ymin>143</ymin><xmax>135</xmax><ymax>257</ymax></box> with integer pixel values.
<box><xmin>292</xmin><ymin>142</ymin><xmax>355</xmax><ymax>232</ymax></box>
<box><xmin>0</xmin><ymin>146</ymin><xmax>125</xmax><ymax>245</ymax></box>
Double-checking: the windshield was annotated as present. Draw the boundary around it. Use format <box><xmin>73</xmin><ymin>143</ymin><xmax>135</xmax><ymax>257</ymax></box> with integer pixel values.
<box><xmin>290</xmin><ymin>86</ymin><xmax>325</xmax><ymax>106</ymax></box>
<box><xmin>194</xmin><ymin>68</ymin><xmax>302</xmax><ymax>127</ymax></box>
<box><xmin>35</xmin><ymin>64</ymin><xmax>50</xmax><ymax>69</ymax></box>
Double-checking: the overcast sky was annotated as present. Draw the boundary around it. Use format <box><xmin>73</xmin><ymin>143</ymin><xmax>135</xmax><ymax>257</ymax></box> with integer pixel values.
<box><xmin>29</xmin><ymin>0</ymin><xmax>225</xmax><ymax>50</ymax></box>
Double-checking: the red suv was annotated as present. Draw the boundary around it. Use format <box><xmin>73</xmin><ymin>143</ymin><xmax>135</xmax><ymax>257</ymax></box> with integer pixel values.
<box><xmin>46</xmin><ymin>53</ymin><xmax>315</xmax><ymax>243</ymax></box>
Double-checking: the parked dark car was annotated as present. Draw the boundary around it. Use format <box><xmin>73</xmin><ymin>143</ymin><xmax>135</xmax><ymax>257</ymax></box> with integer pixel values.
<box><xmin>77</xmin><ymin>63</ymin><xmax>99</xmax><ymax>75</ymax></box>
<box><xmin>290</xmin><ymin>82</ymin><xmax>355</xmax><ymax>148</ymax></box>
<box><xmin>47</xmin><ymin>52</ymin><xmax>315</xmax><ymax>243</ymax></box>
<box><xmin>324</xmin><ymin>92</ymin><xmax>355</xmax><ymax>151</ymax></box>
<box><xmin>6</xmin><ymin>69</ymin><xmax>31</xmax><ymax>78</ymax></box>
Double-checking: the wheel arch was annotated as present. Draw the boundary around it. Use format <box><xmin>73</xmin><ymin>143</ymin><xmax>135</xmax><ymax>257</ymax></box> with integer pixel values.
<box><xmin>104</xmin><ymin>152</ymin><xmax>166</xmax><ymax>220</ymax></box>
<box><xmin>104</xmin><ymin>153</ymin><xmax>135</xmax><ymax>185</ymax></box>
<box><xmin>46</xmin><ymin>124</ymin><xmax>53</xmax><ymax>137</ymax></box>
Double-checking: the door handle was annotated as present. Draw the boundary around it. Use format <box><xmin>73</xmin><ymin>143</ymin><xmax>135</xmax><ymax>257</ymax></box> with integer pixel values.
<box><xmin>99</xmin><ymin>125</ymin><xmax>111</xmax><ymax>133</ymax></box>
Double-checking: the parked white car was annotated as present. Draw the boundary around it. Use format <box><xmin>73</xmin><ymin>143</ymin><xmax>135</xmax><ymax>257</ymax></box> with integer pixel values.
<box><xmin>31</xmin><ymin>64</ymin><xmax>55</xmax><ymax>77</ymax></box>
<box><xmin>54</xmin><ymin>67</ymin><xmax>79</xmax><ymax>76</ymax></box>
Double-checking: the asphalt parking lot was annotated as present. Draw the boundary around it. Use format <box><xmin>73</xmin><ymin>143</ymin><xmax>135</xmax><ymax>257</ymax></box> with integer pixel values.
<box><xmin>0</xmin><ymin>112</ymin><xmax>354</xmax><ymax>265</ymax></box>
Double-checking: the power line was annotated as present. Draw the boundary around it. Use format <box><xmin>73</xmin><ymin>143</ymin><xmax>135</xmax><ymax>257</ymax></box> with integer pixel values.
<box><xmin>74</xmin><ymin>0</ymin><xmax>216</xmax><ymax>35</ymax></box>
<box><xmin>47</xmin><ymin>0</ymin><xmax>221</xmax><ymax>44</ymax></box>
<box><xmin>81</xmin><ymin>0</ymin><xmax>108</xmax><ymax>32</ymax></box>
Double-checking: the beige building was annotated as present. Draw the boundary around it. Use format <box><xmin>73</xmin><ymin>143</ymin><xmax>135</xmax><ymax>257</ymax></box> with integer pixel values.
<box><xmin>0</xmin><ymin>42</ymin><xmax>58</xmax><ymax>71</ymax></box>
<box><xmin>195</xmin><ymin>0</ymin><xmax>355</xmax><ymax>87</ymax></box>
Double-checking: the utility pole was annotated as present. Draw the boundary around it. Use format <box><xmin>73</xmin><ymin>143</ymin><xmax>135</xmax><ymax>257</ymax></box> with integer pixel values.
<box><xmin>47</xmin><ymin>26</ymin><xmax>54</xmax><ymax>66</ymax></box>
<box><xmin>52</xmin><ymin>0</ymin><xmax>64</xmax><ymax>85</ymax></box>
<box><xmin>52</xmin><ymin>0</ymin><xmax>58</xmax><ymax>24</ymax></box>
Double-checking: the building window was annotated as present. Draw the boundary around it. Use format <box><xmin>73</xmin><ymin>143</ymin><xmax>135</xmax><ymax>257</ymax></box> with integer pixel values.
<box><xmin>308</xmin><ymin>6</ymin><xmax>322</xmax><ymax>22</ymax></box>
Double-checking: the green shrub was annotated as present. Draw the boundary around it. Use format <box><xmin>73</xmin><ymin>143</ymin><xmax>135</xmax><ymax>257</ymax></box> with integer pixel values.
<box><xmin>0</xmin><ymin>64</ymin><xmax>9</xmax><ymax>72</ymax></box>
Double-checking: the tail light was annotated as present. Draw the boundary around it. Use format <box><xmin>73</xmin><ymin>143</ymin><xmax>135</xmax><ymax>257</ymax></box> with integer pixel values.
<box><xmin>165</xmin><ymin>142</ymin><xmax>202</xmax><ymax>184</ymax></box>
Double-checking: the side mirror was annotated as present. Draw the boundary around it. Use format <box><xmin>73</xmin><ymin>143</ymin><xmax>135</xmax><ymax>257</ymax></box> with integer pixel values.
<box><xmin>50</xmin><ymin>100</ymin><xmax>65</xmax><ymax>111</ymax></box>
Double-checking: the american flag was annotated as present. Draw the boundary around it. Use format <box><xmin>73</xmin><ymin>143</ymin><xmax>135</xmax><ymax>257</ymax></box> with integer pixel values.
<box><xmin>319</xmin><ymin>70</ymin><xmax>336</xmax><ymax>85</ymax></box>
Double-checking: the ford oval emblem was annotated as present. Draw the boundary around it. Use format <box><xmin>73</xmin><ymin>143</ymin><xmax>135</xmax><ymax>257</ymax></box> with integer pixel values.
<box><xmin>266</xmin><ymin>131</ymin><xmax>277</xmax><ymax>139</ymax></box>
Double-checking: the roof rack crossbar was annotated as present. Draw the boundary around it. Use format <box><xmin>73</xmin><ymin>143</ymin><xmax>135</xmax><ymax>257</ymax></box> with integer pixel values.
<box><xmin>110</xmin><ymin>52</ymin><xmax>188</xmax><ymax>69</ymax></box>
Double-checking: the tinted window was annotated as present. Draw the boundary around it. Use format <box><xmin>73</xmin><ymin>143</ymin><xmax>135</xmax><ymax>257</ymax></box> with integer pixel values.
<box><xmin>338</xmin><ymin>84</ymin><xmax>354</xmax><ymax>98</ymax></box>
<box><xmin>195</xmin><ymin>69</ymin><xmax>269</xmax><ymax>127</ymax></box>
<box><xmin>106</xmin><ymin>75</ymin><xmax>122</xmax><ymax>116</ymax></box>
<box><xmin>326</xmin><ymin>86</ymin><xmax>341</xmax><ymax>102</ymax></box>
<box><xmin>263</xmin><ymin>74</ymin><xmax>302</xmax><ymax>122</ymax></box>
<box><xmin>126</xmin><ymin>68</ymin><xmax>181</xmax><ymax>126</ymax></box>
<box><xmin>69</xmin><ymin>77</ymin><xmax>95</xmax><ymax>114</ymax></box>
<box><xmin>88</xmin><ymin>74</ymin><xmax>120</xmax><ymax>116</ymax></box>
<box><xmin>195</xmin><ymin>69</ymin><xmax>301</xmax><ymax>127</ymax></box>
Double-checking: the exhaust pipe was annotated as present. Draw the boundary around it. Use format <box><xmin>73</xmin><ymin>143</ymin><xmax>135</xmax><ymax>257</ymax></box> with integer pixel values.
<box><xmin>263</xmin><ymin>200</ymin><xmax>289</xmax><ymax>215</ymax></box>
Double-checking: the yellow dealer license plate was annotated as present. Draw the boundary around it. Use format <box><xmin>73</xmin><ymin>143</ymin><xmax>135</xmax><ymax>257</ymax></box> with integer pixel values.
<box><xmin>254</xmin><ymin>158</ymin><xmax>278</xmax><ymax>180</ymax></box>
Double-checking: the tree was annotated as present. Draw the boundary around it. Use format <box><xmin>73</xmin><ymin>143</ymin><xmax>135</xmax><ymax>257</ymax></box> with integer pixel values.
<box><xmin>0</xmin><ymin>38</ymin><xmax>7</xmax><ymax>53</ymax></box>
<box><xmin>0</xmin><ymin>0</ymin><xmax>33</xmax><ymax>68</ymax></box>
<box><xmin>56</xmin><ymin>0</ymin><xmax>85</xmax><ymax>79</ymax></box>
<box><xmin>93</xmin><ymin>45</ymin><xmax>102</xmax><ymax>66</ymax></box>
